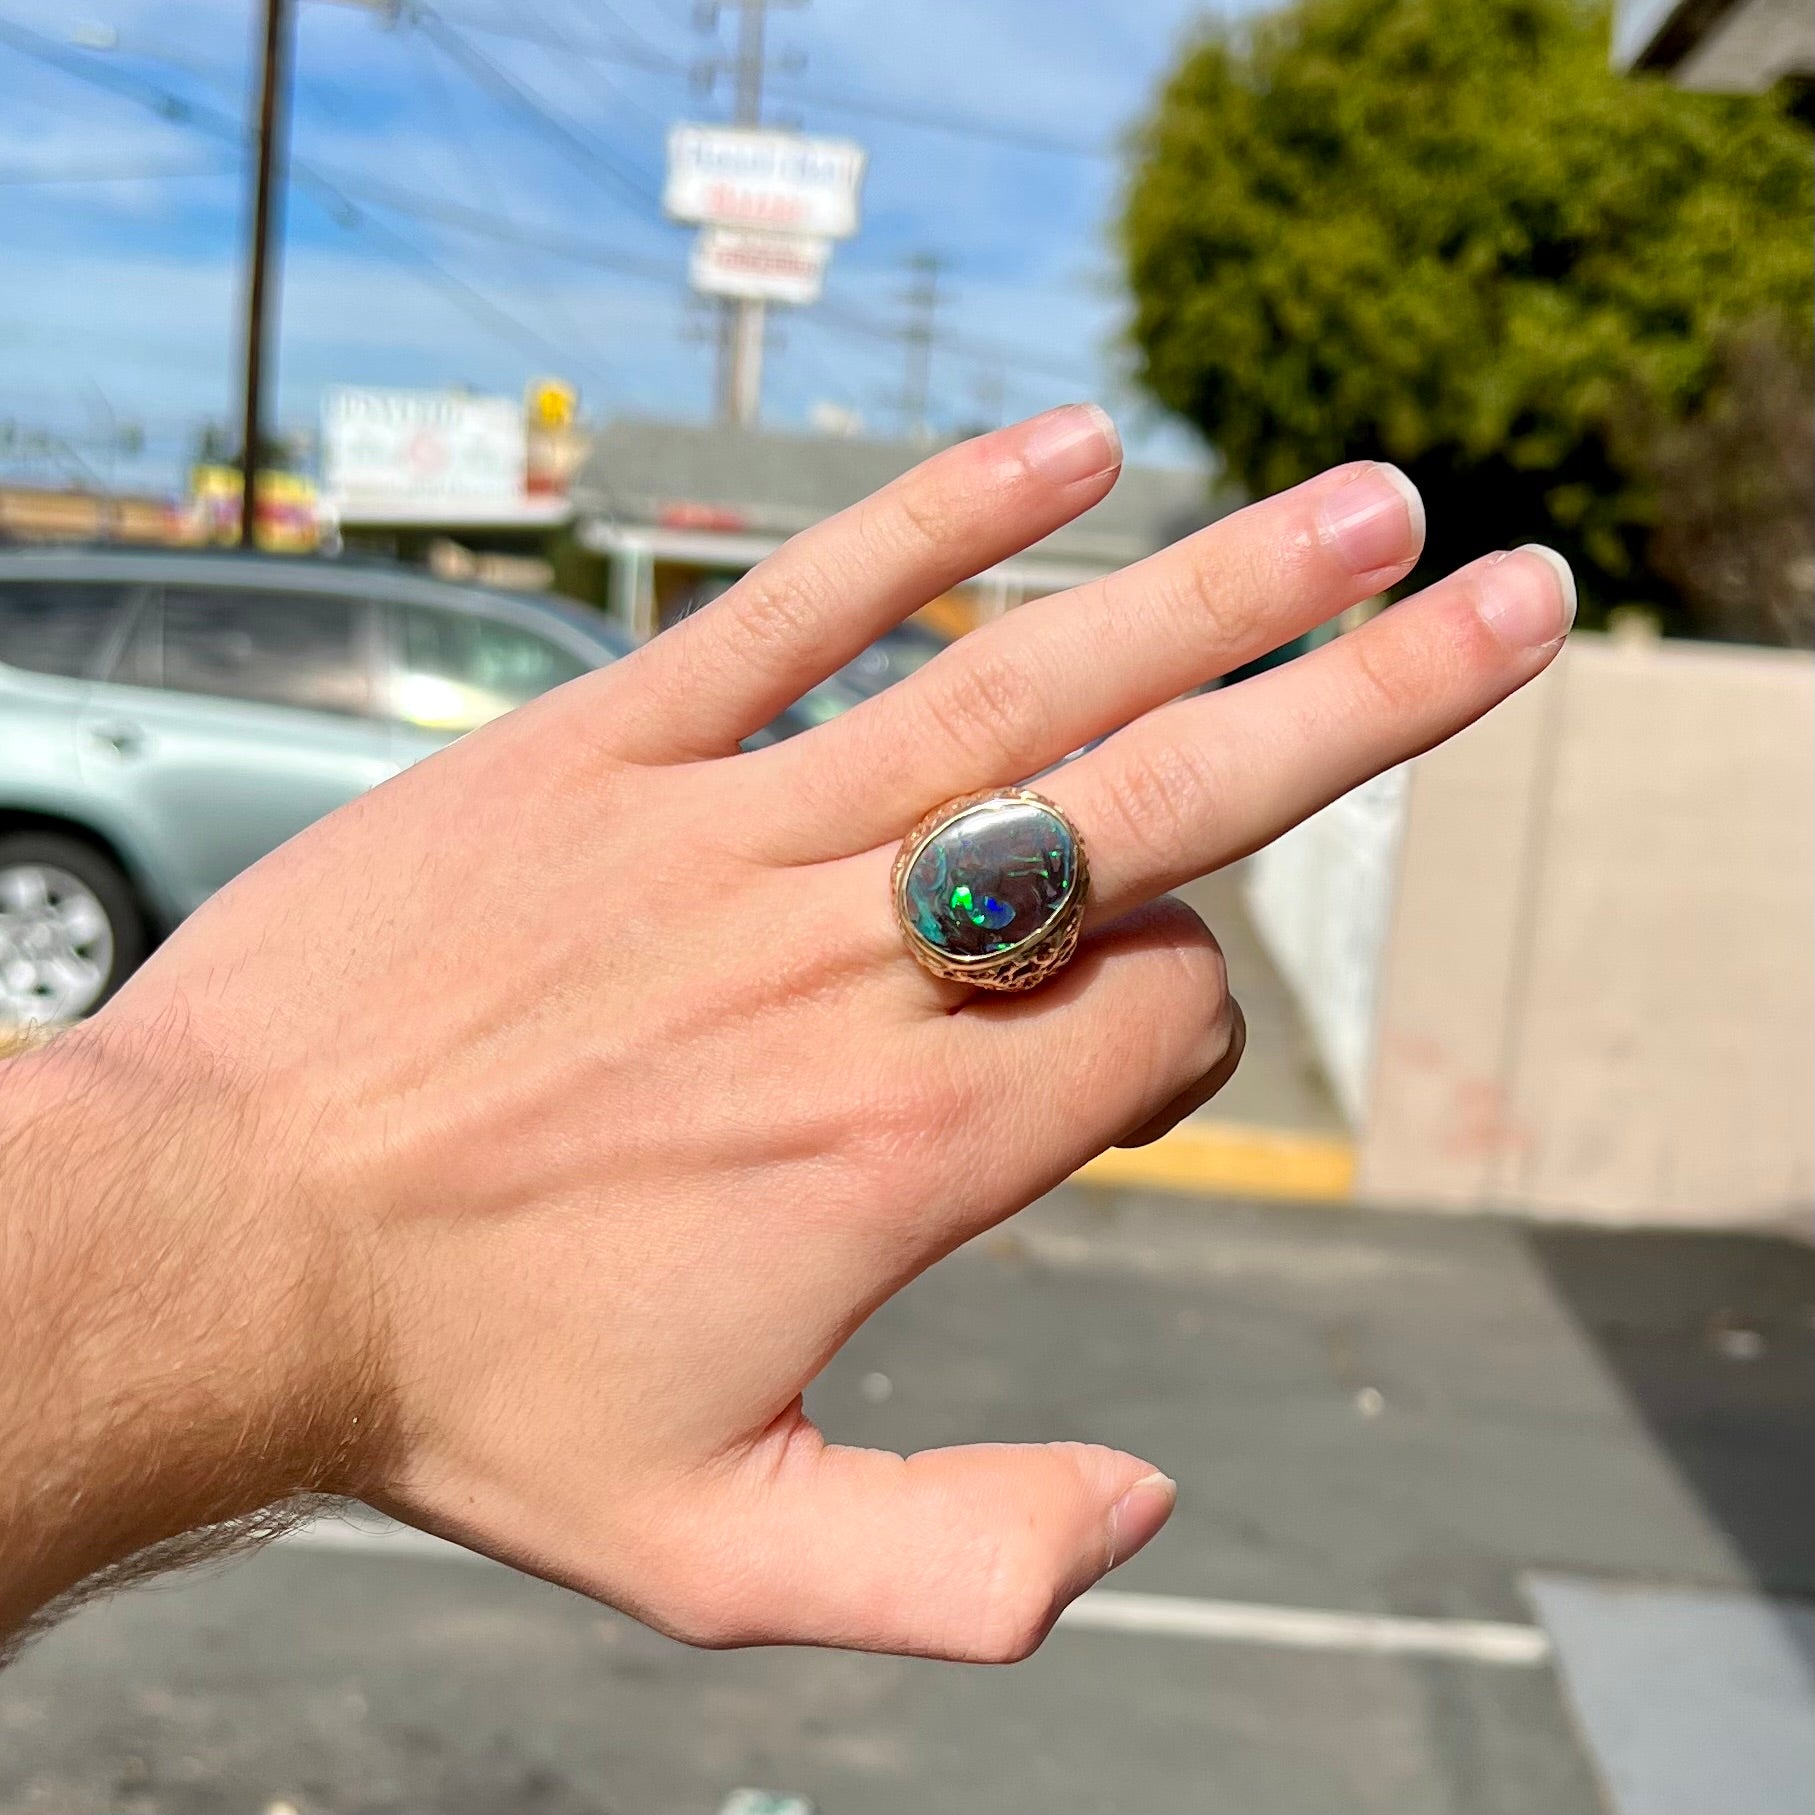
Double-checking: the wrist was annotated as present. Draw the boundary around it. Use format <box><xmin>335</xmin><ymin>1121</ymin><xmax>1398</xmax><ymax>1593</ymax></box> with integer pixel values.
<box><xmin>0</xmin><ymin>1014</ymin><xmax>389</xmax><ymax>1636</ymax></box>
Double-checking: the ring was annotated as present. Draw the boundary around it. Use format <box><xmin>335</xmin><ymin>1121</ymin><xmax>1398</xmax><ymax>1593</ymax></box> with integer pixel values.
<box><xmin>892</xmin><ymin>787</ymin><xmax>1088</xmax><ymax>992</ymax></box>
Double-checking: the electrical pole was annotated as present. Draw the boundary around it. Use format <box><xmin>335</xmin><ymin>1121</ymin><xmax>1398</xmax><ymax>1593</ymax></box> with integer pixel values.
<box><xmin>899</xmin><ymin>252</ymin><xmax>943</xmax><ymax>442</ymax></box>
<box><xmin>971</xmin><ymin>359</ymin><xmax>1007</xmax><ymax>434</ymax></box>
<box><xmin>237</xmin><ymin>0</ymin><xmax>294</xmax><ymax>547</ymax></box>
<box><xmin>697</xmin><ymin>0</ymin><xmax>805</xmax><ymax>428</ymax></box>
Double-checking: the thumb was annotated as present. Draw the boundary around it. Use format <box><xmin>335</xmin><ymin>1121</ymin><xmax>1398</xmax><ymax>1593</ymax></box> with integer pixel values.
<box><xmin>658</xmin><ymin>1433</ymin><xmax>1176</xmax><ymax>1661</ymax></box>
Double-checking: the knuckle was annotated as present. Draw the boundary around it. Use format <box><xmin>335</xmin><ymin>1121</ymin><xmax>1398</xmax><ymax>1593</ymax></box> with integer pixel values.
<box><xmin>656</xmin><ymin>1595</ymin><xmax>747</xmax><ymax>1651</ymax></box>
<box><xmin>967</xmin><ymin>1557</ymin><xmax>1062</xmax><ymax>1664</ymax></box>
<box><xmin>847</xmin><ymin>1054</ymin><xmax>975</xmax><ymax>1188</ymax></box>
<box><xmin>717</xmin><ymin>566</ymin><xmax>832</xmax><ymax>658</ymax></box>
<box><xmin>1345</xmin><ymin>626</ymin><xmax>1424</xmax><ymax>721</ymax></box>
<box><xmin>1146</xmin><ymin>896</ymin><xmax>1227</xmax><ymax>977</ymax></box>
<box><xmin>884</xmin><ymin>478</ymin><xmax>959</xmax><ymax>560</ymax></box>
<box><xmin>646</xmin><ymin>1546</ymin><xmax>776</xmax><ymax>1651</ymax></box>
<box><xmin>1155</xmin><ymin>537</ymin><xmax>1248</xmax><ymax>644</ymax></box>
<box><xmin>1170</xmin><ymin>925</ymin><xmax>1231</xmax><ymax>1015</ymax></box>
<box><xmin>1091</xmin><ymin>738</ymin><xmax>1212</xmax><ymax>871</ymax></box>
<box><xmin>916</xmin><ymin>642</ymin><xmax>1047</xmax><ymax>769</ymax></box>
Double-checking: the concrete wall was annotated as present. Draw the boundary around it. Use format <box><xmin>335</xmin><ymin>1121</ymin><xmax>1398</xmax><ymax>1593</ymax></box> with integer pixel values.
<box><xmin>1359</xmin><ymin>633</ymin><xmax>1814</xmax><ymax>1231</ymax></box>
<box><xmin>1245</xmin><ymin>767</ymin><xmax>1408</xmax><ymax>1126</ymax></box>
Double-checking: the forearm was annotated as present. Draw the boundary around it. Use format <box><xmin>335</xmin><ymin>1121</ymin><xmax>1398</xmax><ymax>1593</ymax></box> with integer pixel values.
<box><xmin>0</xmin><ymin>1018</ymin><xmax>385</xmax><ymax>1646</ymax></box>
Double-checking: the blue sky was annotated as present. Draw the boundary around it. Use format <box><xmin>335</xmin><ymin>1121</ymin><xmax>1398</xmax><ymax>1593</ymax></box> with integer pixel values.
<box><xmin>0</xmin><ymin>0</ymin><xmax>1252</xmax><ymax>491</ymax></box>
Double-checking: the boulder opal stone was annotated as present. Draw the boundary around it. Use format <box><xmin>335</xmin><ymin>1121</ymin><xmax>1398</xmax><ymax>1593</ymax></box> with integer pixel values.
<box><xmin>900</xmin><ymin>798</ymin><xmax>1077</xmax><ymax>961</ymax></box>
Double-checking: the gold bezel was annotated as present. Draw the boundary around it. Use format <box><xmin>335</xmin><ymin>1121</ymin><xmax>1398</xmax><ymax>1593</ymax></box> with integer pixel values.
<box><xmin>891</xmin><ymin>787</ymin><xmax>1089</xmax><ymax>991</ymax></box>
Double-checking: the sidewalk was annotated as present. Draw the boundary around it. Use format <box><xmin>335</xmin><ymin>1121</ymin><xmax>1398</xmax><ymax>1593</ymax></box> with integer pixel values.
<box><xmin>1076</xmin><ymin>865</ymin><xmax>1358</xmax><ymax>1202</ymax></box>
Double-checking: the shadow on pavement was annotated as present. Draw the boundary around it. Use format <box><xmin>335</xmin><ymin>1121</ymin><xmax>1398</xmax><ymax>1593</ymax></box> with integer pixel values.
<box><xmin>1522</xmin><ymin>1224</ymin><xmax>1815</xmax><ymax>1612</ymax></box>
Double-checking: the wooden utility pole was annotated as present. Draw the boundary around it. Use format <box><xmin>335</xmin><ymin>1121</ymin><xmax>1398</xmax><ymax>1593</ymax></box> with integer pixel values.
<box><xmin>237</xmin><ymin>0</ymin><xmax>294</xmax><ymax>547</ymax></box>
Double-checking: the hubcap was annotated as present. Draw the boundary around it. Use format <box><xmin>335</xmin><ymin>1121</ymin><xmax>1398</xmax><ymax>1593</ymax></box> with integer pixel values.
<box><xmin>0</xmin><ymin>863</ymin><xmax>115</xmax><ymax>1025</ymax></box>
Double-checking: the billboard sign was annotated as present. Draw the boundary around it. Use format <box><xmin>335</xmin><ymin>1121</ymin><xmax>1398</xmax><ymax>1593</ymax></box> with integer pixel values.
<box><xmin>691</xmin><ymin>227</ymin><xmax>830</xmax><ymax>305</ymax></box>
<box><xmin>665</xmin><ymin>125</ymin><xmax>865</xmax><ymax>240</ymax></box>
<box><xmin>322</xmin><ymin>387</ymin><xmax>525</xmax><ymax>507</ymax></box>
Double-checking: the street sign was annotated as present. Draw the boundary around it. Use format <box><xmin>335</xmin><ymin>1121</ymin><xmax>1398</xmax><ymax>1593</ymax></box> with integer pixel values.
<box><xmin>690</xmin><ymin>227</ymin><xmax>830</xmax><ymax>305</ymax></box>
<box><xmin>525</xmin><ymin>376</ymin><xmax>577</xmax><ymax>430</ymax></box>
<box><xmin>665</xmin><ymin>125</ymin><xmax>865</xmax><ymax>240</ymax></box>
<box><xmin>322</xmin><ymin>387</ymin><xmax>525</xmax><ymax>507</ymax></box>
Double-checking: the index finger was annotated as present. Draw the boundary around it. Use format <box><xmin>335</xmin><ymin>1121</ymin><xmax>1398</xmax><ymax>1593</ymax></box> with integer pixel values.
<box><xmin>608</xmin><ymin>406</ymin><xmax>1124</xmax><ymax>763</ymax></box>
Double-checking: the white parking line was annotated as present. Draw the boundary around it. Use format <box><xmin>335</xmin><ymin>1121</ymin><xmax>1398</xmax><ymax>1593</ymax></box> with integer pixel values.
<box><xmin>279</xmin><ymin>1516</ymin><xmax>1552</xmax><ymax>1667</ymax></box>
<box><xmin>1057</xmin><ymin>1588</ymin><xmax>1551</xmax><ymax>1665</ymax></box>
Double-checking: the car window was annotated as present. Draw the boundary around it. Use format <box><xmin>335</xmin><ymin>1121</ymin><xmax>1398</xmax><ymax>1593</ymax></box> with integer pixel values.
<box><xmin>384</xmin><ymin>603</ymin><xmax>589</xmax><ymax>733</ymax></box>
<box><xmin>0</xmin><ymin>580</ymin><xmax>136</xmax><ymax>679</ymax></box>
<box><xmin>157</xmin><ymin>587</ymin><xmax>372</xmax><ymax>717</ymax></box>
<box><xmin>106</xmin><ymin>593</ymin><xmax>162</xmax><ymax>689</ymax></box>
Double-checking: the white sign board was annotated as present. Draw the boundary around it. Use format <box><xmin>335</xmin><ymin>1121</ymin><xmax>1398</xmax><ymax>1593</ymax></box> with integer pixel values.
<box><xmin>691</xmin><ymin>227</ymin><xmax>829</xmax><ymax>305</ymax></box>
<box><xmin>665</xmin><ymin>125</ymin><xmax>865</xmax><ymax>240</ymax></box>
<box><xmin>322</xmin><ymin>388</ymin><xmax>525</xmax><ymax>508</ymax></box>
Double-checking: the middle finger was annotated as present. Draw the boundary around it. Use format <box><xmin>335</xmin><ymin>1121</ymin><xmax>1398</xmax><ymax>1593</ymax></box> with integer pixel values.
<box><xmin>765</xmin><ymin>460</ymin><xmax>1423</xmax><ymax>857</ymax></box>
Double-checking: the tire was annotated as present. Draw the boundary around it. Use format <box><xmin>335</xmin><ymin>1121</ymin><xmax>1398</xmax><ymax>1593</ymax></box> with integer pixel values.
<box><xmin>0</xmin><ymin>832</ymin><xmax>149</xmax><ymax>1025</ymax></box>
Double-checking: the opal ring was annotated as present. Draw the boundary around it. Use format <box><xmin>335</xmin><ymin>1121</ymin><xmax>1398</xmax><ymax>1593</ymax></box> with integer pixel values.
<box><xmin>892</xmin><ymin>787</ymin><xmax>1088</xmax><ymax>992</ymax></box>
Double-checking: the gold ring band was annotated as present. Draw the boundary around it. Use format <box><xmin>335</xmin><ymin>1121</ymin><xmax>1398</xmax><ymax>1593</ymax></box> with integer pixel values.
<box><xmin>891</xmin><ymin>787</ymin><xmax>1088</xmax><ymax>992</ymax></box>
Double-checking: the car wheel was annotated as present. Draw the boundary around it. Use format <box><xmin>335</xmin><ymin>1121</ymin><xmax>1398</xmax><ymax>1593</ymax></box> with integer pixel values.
<box><xmin>0</xmin><ymin>833</ymin><xmax>148</xmax><ymax>1027</ymax></box>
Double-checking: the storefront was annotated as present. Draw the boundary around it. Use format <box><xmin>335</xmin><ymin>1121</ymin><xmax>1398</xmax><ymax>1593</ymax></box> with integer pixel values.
<box><xmin>570</xmin><ymin>416</ymin><xmax>1220</xmax><ymax>644</ymax></box>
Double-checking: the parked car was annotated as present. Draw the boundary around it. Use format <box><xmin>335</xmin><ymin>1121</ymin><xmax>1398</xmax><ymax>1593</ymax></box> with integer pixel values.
<box><xmin>748</xmin><ymin>621</ymin><xmax>952</xmax><ymax>745</ymax></box>
<box><xmin>0</xmin><ymin>547</ymin><xmax>631</xmax><ymax>1024</ymax></box>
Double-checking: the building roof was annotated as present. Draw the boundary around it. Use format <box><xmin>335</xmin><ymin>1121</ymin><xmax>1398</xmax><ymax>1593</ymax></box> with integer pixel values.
<box><xmin>1613</xmin><ymin>0</ymin><xmax>1813</xmax><ymax>89</ymax></box>
<box><xmin>571</xmin><ymin>416</ymin><xmax>1227</xmax><ymax>573</ymax></box>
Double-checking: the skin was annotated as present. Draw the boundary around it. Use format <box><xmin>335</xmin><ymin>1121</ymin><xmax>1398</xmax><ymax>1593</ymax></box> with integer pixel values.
<box><xmin>0</xmin><ymin>407</ymin><xmax>1573</xmax><ymax>1660</ymax></box>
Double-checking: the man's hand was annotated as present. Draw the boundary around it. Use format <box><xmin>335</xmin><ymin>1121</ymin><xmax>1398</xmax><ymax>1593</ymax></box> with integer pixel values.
<box><xmin>0</xmin><ymin>407</ymin><xmax>1572</xmax><ymax>1658</ymax></box>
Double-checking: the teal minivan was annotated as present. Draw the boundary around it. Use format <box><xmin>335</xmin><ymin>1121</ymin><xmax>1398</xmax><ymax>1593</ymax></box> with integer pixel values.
<box><xmin>0</xmin><ymin>548</ymin><xmax>630</xmax><ymax>1025</ymax></box>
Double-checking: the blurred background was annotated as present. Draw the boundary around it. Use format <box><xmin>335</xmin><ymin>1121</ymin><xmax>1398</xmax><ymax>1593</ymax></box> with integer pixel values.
<box><xmin>0</xmin><ymin>2</ymin><xmax>1810</xmax><ymax>1811</ymax></box>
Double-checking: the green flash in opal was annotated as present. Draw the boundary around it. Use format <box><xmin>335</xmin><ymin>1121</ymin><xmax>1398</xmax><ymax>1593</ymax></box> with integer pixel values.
<box><xmin>901</xmin><ymin>799</ymin><xmax>1077</xmax><ymax>960</ymax></box>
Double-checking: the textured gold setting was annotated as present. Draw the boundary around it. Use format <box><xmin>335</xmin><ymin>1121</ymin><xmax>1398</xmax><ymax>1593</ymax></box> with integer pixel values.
<box><xmin>892</xmin><ymin>787</ymin><xmax>1089</xmax><ymax>992</ymax></box>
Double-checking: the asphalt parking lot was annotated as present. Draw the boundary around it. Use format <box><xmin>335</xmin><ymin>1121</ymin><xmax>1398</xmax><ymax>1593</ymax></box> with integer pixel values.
<box><xmin>3</xmin><ymin>1187</ymin><xmax>1811</xmax><ymax>1814</ymax></box>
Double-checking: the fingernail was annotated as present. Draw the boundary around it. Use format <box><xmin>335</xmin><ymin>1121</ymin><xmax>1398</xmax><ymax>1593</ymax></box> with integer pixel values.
<box><xmin>1022</xmin><ymin>403</ymin><xmax>1121</xmax><ymax>487</ymax></box>
<box><xmin>1316</xmin><ymin>463</ymin><xmax>1425</xmax><ymax>575</ymax></box>
<box><xmin>1478</xmin><ymin>545</ymin><xmax>1577</xmax><ymax>649</ymax></box>
<box><xmin>1107</xmin><ymin>1472</ymin><xmax>1177</xmax><ymax>1569</ymax></box>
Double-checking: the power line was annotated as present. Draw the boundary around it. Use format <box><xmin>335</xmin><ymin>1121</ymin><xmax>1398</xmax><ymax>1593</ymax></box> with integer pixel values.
<box><xmin>517</xmin><ymin>0</ymin><xmax>672</xmax><ymax>137</ymax></box>
<box><xmin>403</xmin><ymin>20</ymin><xmax>603</xmax><ymax>364</ymax></box>
<box><xmin>808</xmin><ymin>291</ymin><xmax>1087</xmax><ymax>387</ymax></box>
<box><xmin>0</xmin><ymin>10</ymin><xmax>1098</xmax><ymax>404</ymax></box>
<box><xmin>0</xmin><ymin>153</ymin><xmax>235</xmax><ymax>184</ymax></box>
<box><xmin>431</xmin><ymin>2</ymin><xmax>687</xmax><ymax>74</ymax></box>
<box><xmin>432</xmin><ymin>2</ymin><xmax>1110</xmax><ymax>157</ymax></box>
<box><xmin>291</xmin><ymin>173</ymin><xmax>617</xmax><ymax>386</ymax></box>
<box><xmin>0</xmin><ymin>13</ymin><xmax>618</xmax><ymax>391</ymax></box>
<box><xmin>766</xmin><ymin>81</ymin><xmax>1108</xmax><ymax>158</ymax></box>
<box><xmin>335</xmin><ymin>171</ymin><xmax>683</xmax><ymax>286</ymax></box>
<box><xmin>410</xmin><ymin>6</ymin><xmax>665</xmax><ymax>220</ymax></box>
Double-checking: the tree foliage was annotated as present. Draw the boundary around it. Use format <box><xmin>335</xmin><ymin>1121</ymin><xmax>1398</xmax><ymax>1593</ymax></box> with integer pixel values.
<box><xmin>1119</xmin><ymin>0</ymin><xmax>1813</xmax><ymax>634</ymax></box>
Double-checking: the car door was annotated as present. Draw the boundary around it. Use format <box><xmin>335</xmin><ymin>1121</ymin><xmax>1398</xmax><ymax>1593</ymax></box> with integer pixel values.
<box><xmin>0</xmin><ymin>577</ymin><xmax>145</xmax><ymax>804</ymax></box>
<box><xmin>377</xmin><ymin>596</ymin><xmax>594</xmax><ymax>770</ymax></box>
<box><xmin>77</xmin><ymin>582</ymin><xmax>396</xmax><ymax>915</ymax></box>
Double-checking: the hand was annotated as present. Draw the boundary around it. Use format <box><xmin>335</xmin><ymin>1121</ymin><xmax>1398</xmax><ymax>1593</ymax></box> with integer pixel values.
<box><xmin>3</xmin><ymin>406</ymin><xmax>1572</xmax><ymax>1659</ymax></box>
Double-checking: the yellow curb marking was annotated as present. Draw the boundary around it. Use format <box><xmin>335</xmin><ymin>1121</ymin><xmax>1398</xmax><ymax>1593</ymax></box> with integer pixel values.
<box><xmin>1075</xmin><ymin>1120</ymin><xmax>1355</xmax><ymax>1203</ymax></box>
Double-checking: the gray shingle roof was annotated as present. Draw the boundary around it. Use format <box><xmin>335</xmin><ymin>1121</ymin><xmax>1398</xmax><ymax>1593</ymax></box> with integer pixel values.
<box><xmin>572</xmin><ymin>416</ymin><xmax>1228</xmax><ymax>569</ymax></box>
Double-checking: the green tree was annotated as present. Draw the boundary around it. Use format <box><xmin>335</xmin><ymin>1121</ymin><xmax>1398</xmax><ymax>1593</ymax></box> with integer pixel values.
<box><xmin>1119</xmin><ymin>0</ymin><xmax>1813</xmax><ymax>635</ymax></box>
